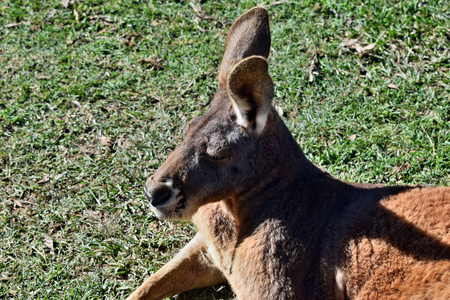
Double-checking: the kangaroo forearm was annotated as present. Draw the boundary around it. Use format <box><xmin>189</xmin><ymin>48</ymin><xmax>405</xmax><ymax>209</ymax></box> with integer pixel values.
<box><xmin>127</xmin><ymin>234</ymin><xmax>226</xmax><ymax>300</ymax></box>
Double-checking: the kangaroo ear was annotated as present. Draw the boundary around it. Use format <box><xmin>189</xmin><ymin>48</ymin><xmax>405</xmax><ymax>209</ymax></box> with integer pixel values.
<box><xmin>219</xmin><ymin>7</ymin><xmax>271</xmax><ymax>85</ymax></box>
<box><xmin>227</xmin><ymin>56</ymin><xmax>274</xmax><ymax>135</ymax></box>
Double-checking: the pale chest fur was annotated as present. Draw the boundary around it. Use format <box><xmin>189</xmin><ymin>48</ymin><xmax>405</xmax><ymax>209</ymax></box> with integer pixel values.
<box><xmin>192</xmin><ymin>202</ymin><xmax>298</xmax><ymax>299</ymax></box>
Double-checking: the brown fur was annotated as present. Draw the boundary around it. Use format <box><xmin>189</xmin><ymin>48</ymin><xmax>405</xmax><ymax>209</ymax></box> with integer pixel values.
<box><xmin>128</xmin><ymin>7</ymin><xmax>450</xmax><ymax>300</ymax></box>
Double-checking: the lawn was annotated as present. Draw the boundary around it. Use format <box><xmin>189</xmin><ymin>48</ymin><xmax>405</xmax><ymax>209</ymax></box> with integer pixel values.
<box><xmin>0</xmin><ymin>0</ymin><xmax>448</xmax><ymax>299</ymax></box>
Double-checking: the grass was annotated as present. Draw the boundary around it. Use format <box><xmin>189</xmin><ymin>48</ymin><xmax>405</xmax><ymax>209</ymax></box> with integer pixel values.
<box><xmin>0</xmin><ymin>0</ymin><xmax>448</xmax><ymax>299</ymax></box>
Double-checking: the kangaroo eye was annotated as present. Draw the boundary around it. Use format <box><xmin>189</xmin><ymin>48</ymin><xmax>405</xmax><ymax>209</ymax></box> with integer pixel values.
<box><xmin>206</xmin><ymin>153</ymin><xmax>227</xmax><ymax>161</ymax></box>
<box><xmin>204</xmin><ymin>148</ymin><xmax>230</xmax><ymax>161</ymax></box>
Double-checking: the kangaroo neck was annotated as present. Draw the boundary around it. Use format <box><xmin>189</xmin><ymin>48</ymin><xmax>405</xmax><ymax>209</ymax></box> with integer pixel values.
<box><xmin>225</xmin><ymin>114</ymin><xmax>327</xmax><ymax>232</ymax></box>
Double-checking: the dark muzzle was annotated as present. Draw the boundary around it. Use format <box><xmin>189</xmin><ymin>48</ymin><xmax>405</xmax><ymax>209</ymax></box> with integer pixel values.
<box><xmin>145</xmin><ymin>180</ymin><xmax>173</xmax><ymax>207</ymax></box>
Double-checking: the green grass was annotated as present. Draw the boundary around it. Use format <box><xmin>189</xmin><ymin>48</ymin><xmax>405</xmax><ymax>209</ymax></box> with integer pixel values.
<box><xmin>0</xmin><ymin>0</ymin><xmax>448</xmax><ymax>299</ymax></box>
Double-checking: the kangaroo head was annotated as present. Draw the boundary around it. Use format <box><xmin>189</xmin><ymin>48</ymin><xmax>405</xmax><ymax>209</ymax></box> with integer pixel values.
<box><xmin>145</xmin><ymin>8</ymin><xmax>277</xmax><ymax>219</ymax></box>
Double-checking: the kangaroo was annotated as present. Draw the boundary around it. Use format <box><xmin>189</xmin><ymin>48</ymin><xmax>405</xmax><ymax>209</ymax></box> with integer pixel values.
<box><xmin>128</xmin><ymin>7</ymin><xmax>450</xmax><ymax>300</ymax></box>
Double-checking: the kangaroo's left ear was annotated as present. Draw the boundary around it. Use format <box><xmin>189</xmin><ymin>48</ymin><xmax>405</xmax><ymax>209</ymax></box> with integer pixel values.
<box><xmin>227</xmin><ymin>56</ymin><xmax>274</xmax><ymax>135</ymax></box>
<box><xmin>218</xmin><ymin>7</ymin><xmax>270</xmax><ymax>85</ymax></box>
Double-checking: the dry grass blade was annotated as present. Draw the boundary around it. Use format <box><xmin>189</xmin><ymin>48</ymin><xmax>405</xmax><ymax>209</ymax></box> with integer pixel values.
<box><xmin>138</xmin><ymin>57</ymin><xmax>165</xmax><ymax>71</ymax></box>
<box><xmin>189</xmin><ymin>2</ymin><xmax>215</xmax><ymax>21</ymax></box>
<box><xmin>342</xmin><ymin>38</ymin><xmax>376</xmax><ymax>55</ymax></box>
<box><xmin>73</xmin><ymin>8</ymin><xmax>79</xmax><ymax>22</ymax></box>
<box><xmin>44</xmin><ymin>235</ymin><xmax>55</xmax><ymax>255</ymax></box>
<box><xmin>348</xmin><ymin>134</ymin><xmax>357</xmax><ymax>142</ymax></box>
<box><xmin>263</xmin><ymin>1</ymin><xmax>293</xmax><ymax>7</ymax></box>
<box><xmin>60</xmin><ymin>0</ymin><xmax>70</xmax><ymax>8</ymax></box>
<box><xmin>89</xmin><ymin>15</ymin><xmax>115</xmax><ymax>26</ymax></box>
<box><xmin>5</xmin><ymin>22</ymin><xmax>22</xmax><ymax>28</ymax></box>
<box><xmin>37</xmin><ymin>174</ymin><xmax>51</xmax><ymax>184</ymax></box>
<box><xmin>387</xmin><ymin>83</ymin><xmax>399</xmax><ymax>89</ymax></box>
<box><xmin>99</xmin><ymin>135</ymin><xmax>112</xmax><ymax>148</ymax></box>
<box><xmin>307</xmin><ymin>50</ymin><xmax>321</xmax><ymax>83</ymax></box>
<box><xmin>189</xmin><ymin>2</ymin><xmax>215</xmax><ymax>32</ymax></box>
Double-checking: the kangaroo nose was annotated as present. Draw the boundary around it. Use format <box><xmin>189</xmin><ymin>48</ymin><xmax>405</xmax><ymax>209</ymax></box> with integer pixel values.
<box><xmin>145</xmin><ymin>180</ymin><xmax>173</xmax><ymax>207</ymax></box>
